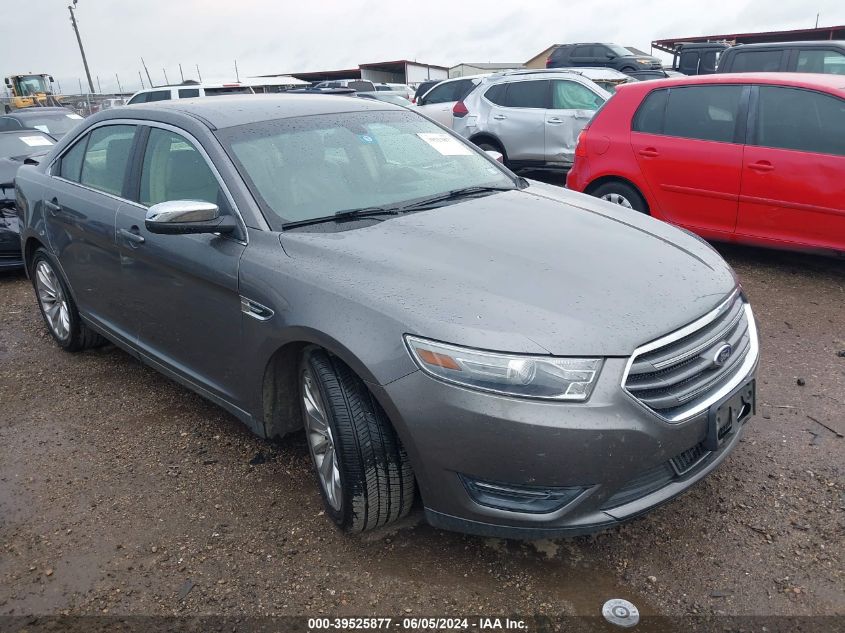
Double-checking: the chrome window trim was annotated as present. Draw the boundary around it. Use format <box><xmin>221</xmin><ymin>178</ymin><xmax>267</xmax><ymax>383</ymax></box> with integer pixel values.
<box><xmin>48</xmin><ymin>118</ymin><xmax>258</xmax><ymax>242</ymax></box>
<box><xmin>620</xmin><ymin>289</ymin><xmax>759</xmax><ymax>424</ymax></box>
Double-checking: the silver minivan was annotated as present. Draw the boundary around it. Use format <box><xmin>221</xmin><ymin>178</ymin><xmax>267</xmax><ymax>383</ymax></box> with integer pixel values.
<box><xmin>452</xmin><ymin>70</ymin><xmax>610</xmax><ymax>171</ymax></box>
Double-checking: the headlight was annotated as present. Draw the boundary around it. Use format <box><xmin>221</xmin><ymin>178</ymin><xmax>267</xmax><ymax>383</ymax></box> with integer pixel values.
<box><xmin>404</xmin><ymin>335</ymin><xmax>603</xmax><ymax>401</ymax></box>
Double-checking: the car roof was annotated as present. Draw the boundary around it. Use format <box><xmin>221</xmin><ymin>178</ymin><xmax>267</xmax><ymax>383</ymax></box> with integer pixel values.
<box><xmin>616</xmin><ymin>72</ymin><xmax>845</xmax><ymax>94</ymax></box>
<box><xmin>730</xmin><ymin>40</ymin><xmax>845</xmax><ymax>49</ymax></box>
<box><xmin>117</xmin><ymin>93</ymin><xmax>403</xmax><ymax>129</ymax></box>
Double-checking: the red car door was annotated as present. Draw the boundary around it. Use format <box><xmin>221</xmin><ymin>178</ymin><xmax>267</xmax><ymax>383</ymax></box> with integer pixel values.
<box><xmin>630</xmin><ymin>84</ymin><xmax>746</xmax><ymax>239</ymax></box>
<box><xmin>737</xmin><ymin>85</ymin><xmax>845</xmax><ymax>252</ymax></box>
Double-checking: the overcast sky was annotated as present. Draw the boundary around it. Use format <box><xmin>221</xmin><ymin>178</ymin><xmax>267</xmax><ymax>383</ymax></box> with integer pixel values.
<box><xmin>3</xmin><ymin>0</ymin><xmax>844</xmax><ymax>94</ymax></box>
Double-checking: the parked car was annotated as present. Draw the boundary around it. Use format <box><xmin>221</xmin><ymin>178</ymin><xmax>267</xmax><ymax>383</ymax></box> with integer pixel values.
<box><xmin>717</xmin><ymin>41</ymin><xmax>845</xmax><ymax>75</ymax></box>
<box><xmin>127</xmin><ymin>83</ymin><xmax>254</xmax><ymax>105</ymax></box>
<box><xmin>452</xmin><ymin>70</ymin><xmax>610</xmax><ymax>171</ymax></box>
<box><xmin>624</xmin><ymin>69</ymin><xmax>674</xmax><ymax>81</ymax></box>
<box><xmin>547</xmin><ymin>43</ymin><xmax>662</xmax><ymax>72</ymax></box>
<box><xmin>412</xmin><ymin>79</ymin><xmax>442</xmax><ymax>104</ymax></box>
<box><xmin>567</xmin><ymin>73</ymin><xmax>845</xmax><ymax>255</ymax></box>
<box><xmin>0</xmin><ymin>129</ymin><xmax>56</xmax><ymax>269</ymax></box>
<box><xmin>375</xmin><ymin>83</ymin><xmax>414</xmax><ymax>100</ymax></box>
<box><xmin>312</xmin><ymin>79</ymin><xmax>376</xmax><ymax>92</ymax></box>
<box><xmin>356</xmin><ymin>92</ymin><xmax>412</xmax><ymax>107</ymax></box>
<box><xmin>100</xmin><ymin>97</ymin><xmax>127</xmax><ymax>109</ymax></box>
<box><xmin>0</xmin><ymin>107</ymin><xmax>84</xmax><ymax>139</ymax></box>
<box><xmin>556</xmin><ymin>67</ymin><xmax>635</xmax><ymax>92</ymax></box>
<box><xmin>414</xmin><ymin>75</ymin><xmax>485</xmax><ymax>125</ymax></box>
<box><xmin>16</xmin><ymin>94</ymin><xmax>758</xmax><ymax>537</ymax></box>
<box><xmin>671</xmin><ymin>42</ymin><xmax>729</xmax><ymax>75</ymax></box>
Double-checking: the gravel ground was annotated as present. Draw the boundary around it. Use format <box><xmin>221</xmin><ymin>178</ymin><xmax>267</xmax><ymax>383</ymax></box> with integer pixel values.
<box><xmin>0</xmin><ymin>244</ymin><xmax>843</xmax><ymax>625</ymax></box>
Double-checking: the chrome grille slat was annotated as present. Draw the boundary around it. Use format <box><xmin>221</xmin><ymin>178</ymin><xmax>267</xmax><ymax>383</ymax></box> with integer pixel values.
<box><xmin>622</xmin><ymin>291</ymin><xmax>757</xmax><ymax>422</ymax></box>
<box><xmin>628</xmin><ymin>298</ymin><xmax>744</xmax><ymax>375</ymax></box>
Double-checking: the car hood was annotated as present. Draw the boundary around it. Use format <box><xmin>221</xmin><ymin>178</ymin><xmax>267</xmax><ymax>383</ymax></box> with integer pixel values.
<box><xmin>279</xmin><ymin>182</ymin><xmax>737</xmax><ymax>357</ymax></box>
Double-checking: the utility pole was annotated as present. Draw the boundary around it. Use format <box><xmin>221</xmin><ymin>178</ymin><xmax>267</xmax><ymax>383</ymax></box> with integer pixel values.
<box><xmin>162</xmin><ymin>68</ymin><xmax>170</xmax><ymax>85</ymax></box>
<box><xmin>179</xmin><ymin>64</ymin><xmax>185</xmax><ymax>83</ymax></box>
<box><xmin>96</xmin><ymin>75</ymin><xmax>102</xmax><ymax>94</ymax></box>
<box><xmin>68</xmin><ymin>1</ymin><xmax>95</xmax><ymax>94</ymax></box>
<box><xmin>141</xmin><ymin>58</ymin><xmax>153</xmax><ymax>87</ymax></box>
<box><xmin>138</xmin><ymin>71</ymin><xmax>145</xmax><ymax>90</ymax></box>
<box><xmin>196</xmin><ymin>64</ymin><xmax>202</xmax><ymax>82</ymax></box>
<box><xmin>115</xmin><ymin>73</ymin><xmax>123</xmax><ymax>95</ymax></box>
<box><xmin>234</xmin><ymin>59</ymin><xmax>240</xmax><ymax>82</ymax></box>
<box><xmin>815</xmin><ymin>13</ymin><xmax>820</xmax><ymax>28</ymax></box>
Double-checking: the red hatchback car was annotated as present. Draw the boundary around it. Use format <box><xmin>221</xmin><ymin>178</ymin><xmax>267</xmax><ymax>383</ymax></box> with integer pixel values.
<box><xmin>567</xmin><ymin>73</ymin><xmax>845</xmax><ymax>255</ymax></box>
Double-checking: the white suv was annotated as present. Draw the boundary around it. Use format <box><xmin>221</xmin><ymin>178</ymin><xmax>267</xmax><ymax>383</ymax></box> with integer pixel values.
<box><xmin>127</xmin><ymin>83</ymin><xmax>253</xmax><ymax>104</ymax></box>
<box><xmin>451</xmin><ymin>69</ymin><xmax>610</xmax><ymax>171</ymax></box>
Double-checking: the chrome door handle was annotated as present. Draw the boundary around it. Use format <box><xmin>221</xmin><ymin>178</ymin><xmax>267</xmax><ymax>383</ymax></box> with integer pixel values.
<box><xmin>547</xmin><ymin>117</ymin><xmax>563</xmax><ymax>124</ymax></box>
<box><xmin>44</xmin><ymin>199</ymin><xmax>61</xmax><ymax>215</ymax></box>
<box><xmin>492</xmin><ymin>114</ymin><xmax>506</xmax><ymax>120</ymax></box>
<box><xmin>119</xmin><ymin>227</ymin><xmax>145</xmax><ymax>246</ymax></box>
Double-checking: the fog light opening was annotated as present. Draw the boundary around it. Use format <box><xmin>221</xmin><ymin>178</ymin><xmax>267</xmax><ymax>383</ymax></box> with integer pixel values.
<box><xmin>460</xmin><ymin>475</ymin><xmax>586</xmax><ymax>514</ymax></box>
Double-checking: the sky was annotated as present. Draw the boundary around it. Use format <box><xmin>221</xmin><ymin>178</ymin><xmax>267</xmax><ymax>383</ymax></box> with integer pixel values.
<box><xmin>3</xmin><ymin>0</ymin><xmax>844</xmax><ymax>95</ymax></box>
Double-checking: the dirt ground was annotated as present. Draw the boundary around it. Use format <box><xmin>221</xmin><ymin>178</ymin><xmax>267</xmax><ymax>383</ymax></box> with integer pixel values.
<box><xmin>0</xmin><ymin>243</ymin><xmax>843</xmax><ymax>627</ymax></box>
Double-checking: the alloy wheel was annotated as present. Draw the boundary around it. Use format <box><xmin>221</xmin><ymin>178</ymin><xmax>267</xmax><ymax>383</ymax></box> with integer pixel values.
<box><xmin>34</xmin><ymin>260</ymin><xmax>70</xmax><ymax>341</ymax></box>
<box><xmin>301</xmin><ymin>367</ymin><xmax>342</xmax><ymax>511</ymax></box>
<box><xmin>601</xmin><ymin>192</ymin><xmax>633</xmax><ymax>209</ymax></box>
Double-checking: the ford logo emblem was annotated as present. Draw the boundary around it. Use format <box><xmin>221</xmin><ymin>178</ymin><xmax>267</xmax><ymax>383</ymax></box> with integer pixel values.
<box><xmin>713</xmin><ymin>343</ymin><xmax>733</xmax><ymax>367</ymax></box>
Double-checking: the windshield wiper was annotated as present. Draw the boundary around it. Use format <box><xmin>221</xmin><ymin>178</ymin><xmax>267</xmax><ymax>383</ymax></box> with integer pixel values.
<box><xmin>397</xmin><ymin>186</ymin><xmax>515</xmax><ymax>212</ymax></box>
<box><xmin>282</xmin><ymin>206</ymin><xmax>399</xmax><ymax>230</ymax></box>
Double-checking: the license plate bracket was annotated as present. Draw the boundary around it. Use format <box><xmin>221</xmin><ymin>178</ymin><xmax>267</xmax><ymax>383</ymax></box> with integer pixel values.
<box><xmin>705</xmin><ymin>380</ymin><xmax>755</xmax><ymax>451</ymax></box>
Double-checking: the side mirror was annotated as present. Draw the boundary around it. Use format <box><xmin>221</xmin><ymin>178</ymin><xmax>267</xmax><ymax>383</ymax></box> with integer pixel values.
<box><xmin>484</xmin><ymin>150</ymin><xmax>504</xmax><ymax>163</ymax></box>
<box><xmin>49</xmin><ymin>76</ymin><xmax>55</xmax><ymax>83</ymax></box>
<box><xmin>4</xmin><ymin>78</ymin><xmax>10</xmax><ymax>87</ymax></box>
<box><xmin>606</xmin><ymin>53</ymin><xmax>616</xmax><ymax>59</ymax></box>
<box><xmin>145</xmin><ymin>200</ymin><xmax>236</xmax><ymax>235</ymax></box>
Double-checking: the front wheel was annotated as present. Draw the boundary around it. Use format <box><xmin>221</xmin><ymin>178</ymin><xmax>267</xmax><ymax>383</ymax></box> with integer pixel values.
<box><xmin>591</xmin><ymin>181</ymin><xmax>649</xmax><ymax>214</ymax></box>
<box><xmin>300</xmin><ymin>348</ymin><xmax>415</xmax><ymax>532</ymax></box>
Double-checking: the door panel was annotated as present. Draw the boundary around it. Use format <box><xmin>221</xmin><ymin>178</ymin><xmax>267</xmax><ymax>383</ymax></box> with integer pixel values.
<box><xmin>630</xmin><ymin>85</ymin><xmax>746</xmax><ymax>236</ymax></box>
<box><xmin>116</xmin><ymin>127</ymin><xmax>247</xmax><ymax>403</ymax></box>
<box><xmin>487</xmin><ymin>80</ymin><xmax>548</xmax><ymax>162</ymax></box>
<box><xmin>44</xmin><ymin>125</ymin><xmax>136</xmax><ymax>333</ymax></box>
<box><xmin>546</xmin><ymin>80</ymin><xmax>605</xmax><ymax>164</ymax></box>
<box><xmin>737</xmin><ymin>86</ymin><xmax>845</xmax><ymax>251</ymax></box>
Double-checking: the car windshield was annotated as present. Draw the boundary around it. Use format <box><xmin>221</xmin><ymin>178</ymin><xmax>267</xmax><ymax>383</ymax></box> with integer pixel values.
<box><xmin>0</xmin><ymin>131</ymin><xmax>55</xmax><ymax>158</ymax></box>
<box><xmin>20</xmin><ymin>112</ymin><xmax>83</xmax><ymax>137</ymax></box>
<box><xmin>609</xmin><ymin>45</ymin><xmax>634</xmax><ymax>57</ymax></box>
<box><xmin>217</xmin><ymin>109</ymin><xmax>514</xmax><ymax>229</ymax></box>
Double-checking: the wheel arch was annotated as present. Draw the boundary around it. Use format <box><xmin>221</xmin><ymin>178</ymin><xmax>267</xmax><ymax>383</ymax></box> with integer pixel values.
<box><xmin>259</xmin><ymin>328</ymin><xmax>386</xmax><ymax>440</ymax></box>
<box><xmin>468</xmin><ymin>133</ymin><xmax>507</xmax><ymax>157</ymax></box>
<box><xmin>23</xmin><ymin>236</ymin><xmax>46</xmax><ymax>277</ymax></box>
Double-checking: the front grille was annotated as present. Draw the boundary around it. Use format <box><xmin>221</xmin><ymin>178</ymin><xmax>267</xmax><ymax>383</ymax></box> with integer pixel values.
<box><xmin>624</xmin><ymin>291</ymin><xmax>753</xmax><ymax>421</ymax></box>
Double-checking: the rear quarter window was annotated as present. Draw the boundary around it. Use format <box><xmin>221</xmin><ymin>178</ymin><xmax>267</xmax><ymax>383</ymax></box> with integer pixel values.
<box><xmin>726</xmin><ymin>49</ymin><xmax>784</xmax><ymax>72</ymax></box>
<box><xmin>632</xmin><ymin>89</ymin><xmax>668</xmax><ymax>134</ymax></box>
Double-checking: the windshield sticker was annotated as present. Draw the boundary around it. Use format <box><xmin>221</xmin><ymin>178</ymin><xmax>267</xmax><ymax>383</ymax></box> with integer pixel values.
<box><xmin>33</xmin><ymin>125</ymin><xmax>50</xmax><ymax>133</ymax></box>
<box><xmin>416</xmin><ymin>133</ymin><xmax>473</xmax><ymax>156</ymax></box>
<box><xmin>20</xmin><ymin>135</ymin><xmax>54</xmax><ymax>147</ymax></box>
<box><xmin>66</xmin><ymin>114</ymin><xmax>84</xmax><ymax>119</ymax></box>
<box><xmin>357</xmin><ymin>134</ymin><xmax>375</xmax><ymax>144</ymax></box>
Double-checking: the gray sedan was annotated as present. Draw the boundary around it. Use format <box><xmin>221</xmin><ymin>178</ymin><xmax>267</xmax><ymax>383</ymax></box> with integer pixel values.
<box><xmin>15</xmin><ymin>95</ymin><xmax>758</xmax><ymax>537</ymax></box>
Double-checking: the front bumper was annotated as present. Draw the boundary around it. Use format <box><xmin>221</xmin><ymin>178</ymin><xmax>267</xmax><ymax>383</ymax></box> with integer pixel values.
<box><xmin>372</xmin><ymin>353</ymin><xmax>757</xmax><ymax>539</ymax></box>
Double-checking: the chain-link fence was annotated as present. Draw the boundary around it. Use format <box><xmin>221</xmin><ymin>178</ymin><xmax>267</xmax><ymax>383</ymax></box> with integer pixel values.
<box><xmin>1</xmin><ymin>93</ymin><xmax>131</xmax><ymax>118</ymax></box>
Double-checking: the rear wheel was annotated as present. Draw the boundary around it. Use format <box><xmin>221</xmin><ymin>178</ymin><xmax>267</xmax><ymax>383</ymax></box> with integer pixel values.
<box><xmin>31</xmin><ymin>248</ymin><xmax>105</xmax><ymax>351</ymax></box>
<box><xmin>300</xmin><ymin>347</ymin><xmax>415</xmax><ymax>532</ymax></box>
<box><xmin>474</xmin><ymin>140</ymin><xmax>507</xmax><ymax>164</ymax></box>
<box><xmin>591</xmin><ymin>181</ymin><xmax>648</xmax><ymax>214</ymax></box>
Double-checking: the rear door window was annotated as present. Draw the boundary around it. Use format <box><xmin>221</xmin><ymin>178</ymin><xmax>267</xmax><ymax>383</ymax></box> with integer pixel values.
<box><xmin>632</xmin><ymin>89</ymin><xmax>668</xmax><ymax>134</ymax></box>
<box><xmin>663</xmin><ymin>85</ymin><xmax>744</xmax><ymax>142</ymax></box>
<box><xmin>58</xmin><ymin>136</ymin><xmax>88</xmax><ymax>182</ymax></box>
<box><xmin>420</xmin><ymin>82</ymin><xmax>459</xmax><ymax>105</ymax></box>
<box><xmin>178</xmin><ymin>88</ymin><xmax>200</xmax><ymax>98</ymax></box>
<box><xmin>79</xmin><ymin>125</ymin><xmax>137</xmax><ymax>196</ymax></box>
<box><xmin>796</xmin><ymin>49</ymin><xmax>845</xmax><ymax>75</ymax></box>
<box><xmin>503</xmin><ymin>80</ymin><xmax>549</xmax><ymax>109</ymax></box>
<box><xmin>753</xmin><ymin>86</ymin><xmax>845</xmax><ymax>156</ymax></box>
<box><xmin>573</xmin><ymin>45</ymin><xmax>595</xmax><ymax>57</ymax></box>
<box><xmin>729</xmin><ymin>50</ymin><xmax>784</xmax><ymax>72</ymax></box>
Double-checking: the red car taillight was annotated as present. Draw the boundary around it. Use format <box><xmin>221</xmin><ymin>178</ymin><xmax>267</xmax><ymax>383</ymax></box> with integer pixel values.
<box><xmin>452</xmin><ymin>100</ymin><xmax>469</xmax><ymax>117</ymax></box>
<box><xmin>575</xmin><ymin>129</ymin><xmax>589</xmax><ymax>158</ymax></box>
<box><xmin>545</xmin><ymin>57</ymin><xmax>552</xmax><ymax>67</ymax></box>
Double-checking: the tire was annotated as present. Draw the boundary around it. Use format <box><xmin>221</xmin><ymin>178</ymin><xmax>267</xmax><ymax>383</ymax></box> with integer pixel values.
<box><xmin>475</xmin><ymin>140</ymin><xmax>507</xmax><ymax>164</ymax></box>
<box><xmin>30</xmin><ymin>248</ymin><xmax>106</xmax><ymax>351</ymax></box>
<box><xmin>299</xmin><ymin>347</ymin><xmax>415</xmax><ymax>532</ymax></box>
<box><xmin>591</xmin><ymin>181</ymin><xmax>649</xmax><ymax>214</ymax></box>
